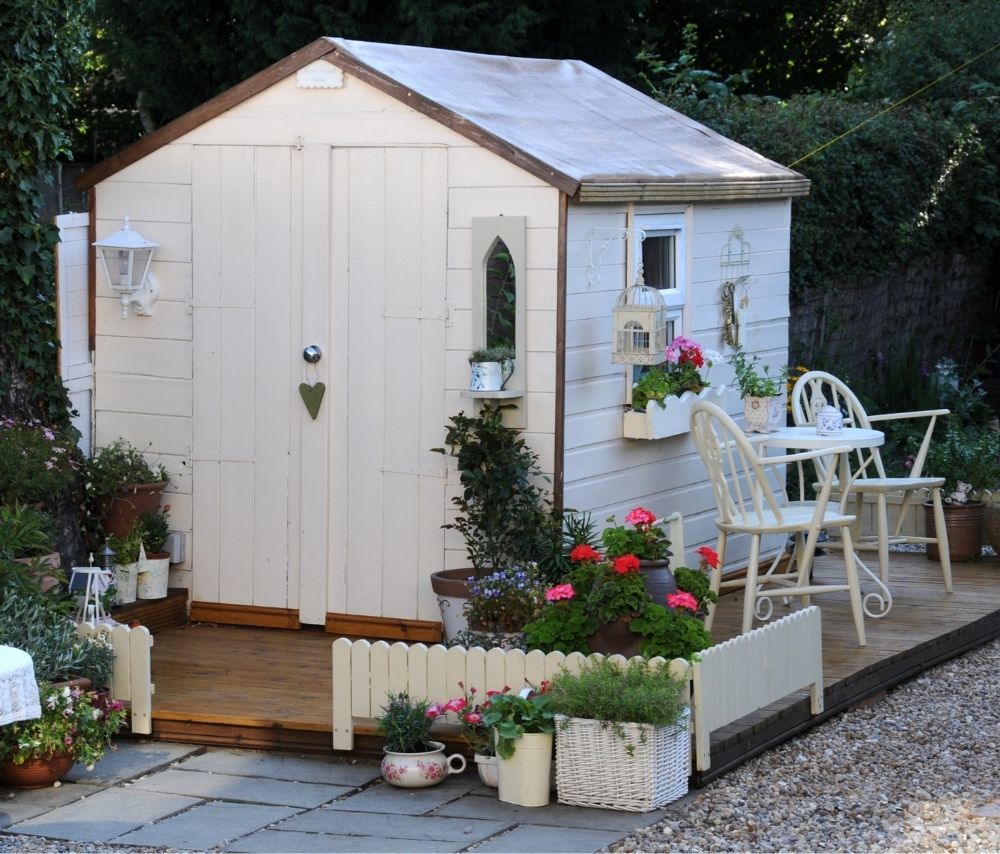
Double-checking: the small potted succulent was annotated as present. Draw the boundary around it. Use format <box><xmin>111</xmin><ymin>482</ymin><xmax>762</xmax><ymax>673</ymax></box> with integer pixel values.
<box><xmin>376</xmin><ymin>692</ymin><xmax>466</xmax><ymax>788</ymax></box>
<box><xmin>727</xmin><ymin>346</ymin><xmax>788</xmax><ymax>433</ymax></box>
<box><xmin>87</xmin><ymin>439</ymin><xmax>168</xmax><ymax>540</ymax></box>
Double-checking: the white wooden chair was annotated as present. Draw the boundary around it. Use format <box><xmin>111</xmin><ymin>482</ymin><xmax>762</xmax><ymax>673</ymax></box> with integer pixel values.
<box><xmin>790</xmin><ymin>370</ymin><xmax>953</xmax><ymax>593</ymax></box>
<box><xmin>690</xmin><ymin>400</ymin><xmax>867</xmax><ymax>646</ymax></box>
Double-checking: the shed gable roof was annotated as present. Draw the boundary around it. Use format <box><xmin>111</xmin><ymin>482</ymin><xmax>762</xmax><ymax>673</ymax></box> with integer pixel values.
<box><xmin>79</xmin><ymin>37</ymin><xmax>808</xmax><ymax>201</ymax></box>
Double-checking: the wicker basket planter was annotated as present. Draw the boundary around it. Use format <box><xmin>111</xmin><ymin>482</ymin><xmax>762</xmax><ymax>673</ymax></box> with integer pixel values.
<box><xmin>554</xmin><ymin>710</ymin><xmax>690</xmax><ymax>812</ymax></box>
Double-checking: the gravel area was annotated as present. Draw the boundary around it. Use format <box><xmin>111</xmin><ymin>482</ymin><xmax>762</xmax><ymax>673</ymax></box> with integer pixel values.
<box><xmin>610</xmin><ymin>637</ymin><xmax>1000</xmax><ymax>853</ymax></box>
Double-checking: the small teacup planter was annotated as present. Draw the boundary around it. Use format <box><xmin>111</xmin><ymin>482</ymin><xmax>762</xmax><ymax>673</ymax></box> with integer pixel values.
<box><xmin>381</xmin><ymin>741</ymin><xmax>466</xmax><ymax>788</ymax></box>
<box><xmin>376</xmin><ymin>691</ymin><xmax>466</xmax><ymax>789</ymax></box>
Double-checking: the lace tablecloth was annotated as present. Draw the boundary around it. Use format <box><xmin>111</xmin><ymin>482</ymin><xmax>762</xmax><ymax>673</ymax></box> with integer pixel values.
<box><xmin>0</xmin><ymin>645</ymin><xmax>41</xmax><ymax>725</ymax></box>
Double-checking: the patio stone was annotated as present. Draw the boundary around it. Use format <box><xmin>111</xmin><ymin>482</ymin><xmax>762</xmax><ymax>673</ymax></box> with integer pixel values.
<box><xmin>469</xmin><ymin>823</ymin><xmax>625</xmax><ymax>852</ymax></box>
<box><xmin>178</xmin><ymin>748</ymin><xmax>381</xmax><ymax>787</ymax></box>
<box><xmin>114</xmin><ymin>800</ymin><xmax>298</xmax><ymax>850</ymax></box>
<box><xmin>129</xmin><ymin>768</ymin><xmax>350</xmax><ymax>808</ymax></box>
<box><xmin>277</xmin><ymin>806</ymin><xmax>510</xmax><ymax>842</ymax></box>
<box><xmin>0</xmin><ymin>783</ymin><xmax>103</xmax><ymax>829</ymax></box>
<box><xmin>226</xmin><ymin>828</ymin><xmax>461</xmax><ymax>852</ymax></box>
<box><xmin>436</xmin><ymin>792</ymin><xmax>672</xmax><ymax>831</ymax></box>
<box><xmin>322</xmin><ymin>774</ymin><xmax>482</xmax><ymax>814</ymax></box>
<box><xmin>64</xmin><ymin>739</ymin><xmax>203</xmax><ymax>786</ymax></box>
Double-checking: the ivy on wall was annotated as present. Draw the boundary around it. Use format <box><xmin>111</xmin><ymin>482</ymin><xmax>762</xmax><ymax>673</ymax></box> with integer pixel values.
<box><xmin>0</xmin><ymin>0</ymin><xmax>92</xmax><ymax>430</ymax></box>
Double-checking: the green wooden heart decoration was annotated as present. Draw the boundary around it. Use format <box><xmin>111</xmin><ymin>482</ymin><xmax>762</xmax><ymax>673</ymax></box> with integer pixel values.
<box><xmin>298</xmin><ymin>381</ymin><xmax>326</xmax><ymax>420</ymax></box>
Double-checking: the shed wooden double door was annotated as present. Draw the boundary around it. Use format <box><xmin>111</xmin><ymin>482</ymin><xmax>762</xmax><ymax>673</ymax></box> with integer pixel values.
<box><xmin>191</xmin><ymin>144</ymin><xmax>448</xmax><ymax>625</ymax></box>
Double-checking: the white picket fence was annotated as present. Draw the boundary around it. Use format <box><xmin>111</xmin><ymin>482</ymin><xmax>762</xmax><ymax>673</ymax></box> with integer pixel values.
<box><xmin>75</xmin><ymin>622</ymin><xmax>155</xmax><ymax>735</ymax></box>
<box><xmin>331</xmin><ymin>640</ymin><xmax>690</xmax><ymax>751</ymax></box>
<box><xmin>691</xmin><ymin>606</ymin><xmax>823</xmax><ymax>770</ymax></box>
<box><xmin>331</xmin><ymin>606</ymin><xmax>824</xmax><ymax>770</ymax></box>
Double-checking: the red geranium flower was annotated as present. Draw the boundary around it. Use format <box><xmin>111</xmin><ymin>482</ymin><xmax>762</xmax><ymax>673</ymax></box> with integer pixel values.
<box><xmin>569</xmin><ymin>543</ymin><xmax>601</xmax><ymax>564</ymax></box>
<box><xmin>613</xmin><ymin>554</ymin><xmax>640</xmax><ymax>574</ymax></box>
<box><xmin>696</xmin><ymin>545</ymin><xmax>720</xmax><ymax>569</ymax></box>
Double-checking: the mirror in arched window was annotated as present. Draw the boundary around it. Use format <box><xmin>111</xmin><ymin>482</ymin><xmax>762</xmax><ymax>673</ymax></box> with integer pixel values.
<box><xmin>485</xmin><ymin>237</ymin><xmax>516</xmax><ymax>350</ymax></box>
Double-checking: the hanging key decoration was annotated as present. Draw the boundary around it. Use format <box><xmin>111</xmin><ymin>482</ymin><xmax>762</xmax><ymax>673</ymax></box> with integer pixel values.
<box><xmin>299</xmin><ymin>345</ymin><xmax>326</xmax><ymax>420</ymax></box>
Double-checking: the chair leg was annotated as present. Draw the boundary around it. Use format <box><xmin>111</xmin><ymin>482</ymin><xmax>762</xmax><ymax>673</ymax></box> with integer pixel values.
<box><xmin>793</xmin><ymin>531</ymin><xmax>811</xmax><ymax>607</ymax></box>
<box><xmin>704</xmin><ymin>532</ymin><xmax>727</xmax><ymax>633</ymax></box>
<box><xmin>876</xmin><ymin>492</ymin><xmax>890</xmax><ymax>586</ymax></box>
<box><xmin>839</xmin><ymin>526</ymin><xmax>866</xmax><ymax>647</ymax></box>
<box><xmin>931</xmin><ymin>488</ymin><xmax>954</xmax><ymax>593</ymax></box>
<box><xmin>741</xmin><ymin>535</ymin><xmax>761</xmax><ymax>634</ymax></box>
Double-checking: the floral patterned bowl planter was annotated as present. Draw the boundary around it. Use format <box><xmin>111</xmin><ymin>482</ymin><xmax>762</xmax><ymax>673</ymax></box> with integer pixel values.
<box><xmin>381</xmin><ymin>741</ymin><xmax>466</xmax><ymax>788</ymax></box>
<box><xmin>623</xmin><ymin>385</ymin><xmax>727</xmax><ymax>440</ymax></box>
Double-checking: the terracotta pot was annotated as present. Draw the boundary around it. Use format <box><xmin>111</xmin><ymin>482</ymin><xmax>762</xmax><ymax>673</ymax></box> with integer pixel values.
<box><xmin>587</xmin><ymin>616</ymin><xmax>643</xmax><ymax>658</ymax></box>
<box><xmin>429</xmin><ymin>569</ymin><xmax>474</xmax><ymax>640</ymax></box>
<box><xmin>99</xmin><ymin>481</ymin><xmax>167</xmax><ymax>539</ymax></box>
<box><xmin>638</xmin><ymin>558</ymin><xmax>676</xmax><ymax>605</ymax></box>
<box><xmin>0</xmin><ymin>753</ymin><xmax>75</xmax><ymax>788</ymax></box>
<box><xmin>983</xmin><ymin>504</ymin><xmax>1000</xmax><ymax>556</ymax></box>
<box><xmin>925</xmin><ymin>501</ymin><xmax>984</xmax><ymax>562</ymax></box>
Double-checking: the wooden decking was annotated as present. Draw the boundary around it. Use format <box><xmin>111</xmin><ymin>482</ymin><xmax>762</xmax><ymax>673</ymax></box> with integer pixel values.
<box><xmin>144</xmin><ymin>550</ymin><xmax>1000</xmax><ymax>780</ymax></box>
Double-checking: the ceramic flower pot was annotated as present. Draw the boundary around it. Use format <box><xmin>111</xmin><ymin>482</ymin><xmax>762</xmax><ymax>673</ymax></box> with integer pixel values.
<box><xmin>474</xmin><ymin>752</ymin><xmax>499</xmax><ymax>788</ymax></box>
<box><xmin>0</xmin><ymin>753</ymin><xmax>75</xmax><ymax>789</ymax></box>
<box><xmin>638</xmin><ymin>558</ymin><xmax>676</xmax><ymax>604</ymax></box>
<box><xmin>743</xmin><ymin>395</ymin><xmax>785</xmax><ymax>433</ymax></box>
<box><xmin>381</xmin><ymin>741</ymin><xmax>466</xmax><ymax>788</ymax></box>
<box><xmin>137</xmin><ymin>553</ymin><xmax>170</xmax><ymax>599</ymax></box>
<box><xmin>429</xmin><ymin>569</ymin><xmax>474</xmax><ymax>640</ymax></box>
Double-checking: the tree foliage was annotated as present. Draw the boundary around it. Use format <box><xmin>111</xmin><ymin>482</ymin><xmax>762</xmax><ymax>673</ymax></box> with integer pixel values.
<box><xmin>0</xmin><ymin>0</ymin><xmax>90</xmax><ymax>429</ymax></box>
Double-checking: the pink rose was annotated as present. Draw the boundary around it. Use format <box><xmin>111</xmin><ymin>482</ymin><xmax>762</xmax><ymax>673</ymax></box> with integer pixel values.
<box><xmin>667</xmin><ymin>591</ymin><xmax>699</xmax><ymax>612</ymax></box>
<box><xmin>545</xmin><ymin>583</ymin><xmax>575</xmax><ymax>602</ymax></box>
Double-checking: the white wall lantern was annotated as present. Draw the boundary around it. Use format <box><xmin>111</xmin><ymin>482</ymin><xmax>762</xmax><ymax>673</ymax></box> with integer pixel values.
<box><xmin>94</xmin><ymin>217</ymin><xmax>160</xmax><ymax>318</ymax></box>
<box><xmin>611</xmin><ymin>267</ymin><xmax>668</xmax><ymax>365</ymax></box>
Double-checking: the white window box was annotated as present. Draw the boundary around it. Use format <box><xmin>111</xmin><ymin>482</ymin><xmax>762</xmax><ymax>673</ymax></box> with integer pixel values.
<box><xmin>623</xmin><ymin>385</ymin><xmax>728</xmax><ymax>440</ymax></box>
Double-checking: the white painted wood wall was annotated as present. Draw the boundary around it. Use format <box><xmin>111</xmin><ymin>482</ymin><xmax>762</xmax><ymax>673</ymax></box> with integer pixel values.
<box><xmin>55</xmin><ymin>213</ymin><xmax>93</xmax><ymax>453</ymax></box>
<box><xmin>562</xmin><ymin>200</ymin><xmax>792</xmax><ymax>570</ymax></box>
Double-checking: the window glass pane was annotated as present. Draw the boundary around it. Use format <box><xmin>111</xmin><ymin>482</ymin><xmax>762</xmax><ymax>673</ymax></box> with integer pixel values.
<box><xmin>641</xmin><ymin>232</ymin><xmax>676</xmax><ymax>290</ymax></box>
<box><xmin>485</xmin><ymin>238</ymin><xmax>516</xmax><ymax>349</ymax></box>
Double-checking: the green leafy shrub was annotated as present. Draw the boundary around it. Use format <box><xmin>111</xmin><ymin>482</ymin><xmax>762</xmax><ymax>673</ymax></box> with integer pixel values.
<box><xmin>600</xmin><ymin>508</ymin><xmax>672</xmax><ymax>561</ymax></box>
<box><xmin>86</xmin><ymin>439</ymin><xmax>168</xmax><ymax>497</ymax></box>
<box><xmin>0</xmin><ymin>504</ymin><xmax>56</xmax><ymax>558</ymax></box>
<box><xmin>727</xmin><ymin>346</ymin><xmax>787</xmax><ymax>398</ymax></box>
<box><xmin>0</xmin><ymin>420</ymin><xmax>81</xmax><ymax>506</ymax></box>
<box><xmin>107</xmin><ymin>521</ymin><xmax>144</xmax><ymax>564</ymax></box>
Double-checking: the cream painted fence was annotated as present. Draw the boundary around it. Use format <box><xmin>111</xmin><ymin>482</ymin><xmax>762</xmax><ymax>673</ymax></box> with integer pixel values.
<box><xmin>332</xmin><ymin>606</ymin><xmax>824</xmax><ymax>769</ymax></box>
<box><xmin>75</xmin><ymin>623</ymin><xmax>155</xmax><ymax>735</ymax></box>
<box><xmin>691</xmin><ymin>606</ymin><xmax>823</xmax><ymax>770</ymax></box>
<box><xmin>331</xmin><ymin>640</ymin><xmax>689</xmax><ymax>751</ymax></box>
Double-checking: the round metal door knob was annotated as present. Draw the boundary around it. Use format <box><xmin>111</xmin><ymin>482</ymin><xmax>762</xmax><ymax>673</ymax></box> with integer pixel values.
<box><xmin>303</xmin><ymin>345</ymin><xmax>322</xmax><ymax>363</ymax></box>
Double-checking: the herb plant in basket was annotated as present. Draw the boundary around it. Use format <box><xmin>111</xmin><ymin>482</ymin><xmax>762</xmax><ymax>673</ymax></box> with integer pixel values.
<box><xmin>375</xmin><ymin>692</ymin><xmax>466</xmax><ymax>788</ymax></box>
<box><xmin>547</xmin><ymin>658</ymin><xmax>690</xmax><ymax>811</ymax></box>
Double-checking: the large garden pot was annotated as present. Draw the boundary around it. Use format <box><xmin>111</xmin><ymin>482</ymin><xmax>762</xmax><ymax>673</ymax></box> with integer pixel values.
<box><xmin>429</xmin><ymin>569</ymin><xmax>474</xmax><ymax>640</ymax></box>
<box><xmin>983</xmin><ymin>504</ymin><xmax>1000</xmax><ymax>556</ymax></box>
<box><xmin>587</xmin><ymin>616</ymin><xmax>643</xmax><ymax>658</ymax></box>
<box><xmin>0</xmin><ymin>753</ymin><xmax>75</xmax><ymax>789</ymax></box>
<box><xmin>380</xmin><ymin>741</ymin><xmax>466</xmax><ymax>788</ymax></box>
<box><xmin>99</xmin><ymin>481</ymin><xmax>167</xmax><ymax>539</ymax></box>
<box><xmin>925</xmin><ymin>501</ymin><xmax>983</xmax><ymax>563</ymax></box>
<box><xmin>638</xmin><ymin>558</ymin><xmax>676</xmax><ymax>605</ymax></box>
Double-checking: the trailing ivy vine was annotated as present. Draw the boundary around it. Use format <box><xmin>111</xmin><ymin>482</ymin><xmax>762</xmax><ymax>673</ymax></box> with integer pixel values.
<box><xmin>0</xmin><ymin>0</ymin><xmax>92</xmax><ymax>430</ymax></box>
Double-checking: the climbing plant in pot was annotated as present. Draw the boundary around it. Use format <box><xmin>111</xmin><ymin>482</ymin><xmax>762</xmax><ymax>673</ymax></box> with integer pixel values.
<box><xmin>918</xmin><ymin>426</ymin><xmax>1000</xmax><ymax>562</ymax></box>
<box><xmin>727</xmin><ymin>346</ymin><xmax>788</xmax><ymax>433</ymax></box>
<box><xmin>87</xmin><ymin>439</ymin><xmax>168</xmax><ymax>540</ymax></box>
<box><xmin>430</xmin><ymin>406</ymin><xmax>559</xmax><ymax>640</ymax></box>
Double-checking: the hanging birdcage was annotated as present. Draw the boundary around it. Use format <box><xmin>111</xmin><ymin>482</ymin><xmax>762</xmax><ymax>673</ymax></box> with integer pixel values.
<box><xmin>611</xmin><ymin>268</ymin><xmax>668</xmax><ymax>365</ymax></box>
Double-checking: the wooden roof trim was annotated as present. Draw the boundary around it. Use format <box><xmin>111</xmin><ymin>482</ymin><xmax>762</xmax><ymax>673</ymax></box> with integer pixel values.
<box><xmin>321</xmin><ymin>48</ymin><xmax>581</xmax><ymax>197</ymax></box>
<box><xmin>575</xmin><ymin>179</ymin><xmax>811</xmax><ymax>203</ymax></box>
<box><xmin>75</xmin><ymin>39</ymin><xmax>338</xmax><ymax>190</ymax></box>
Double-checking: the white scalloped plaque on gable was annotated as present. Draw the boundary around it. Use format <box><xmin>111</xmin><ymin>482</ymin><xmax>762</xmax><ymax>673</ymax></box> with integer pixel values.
<box><xmin>296</xmin><ymin>65</ymin><xmax>344</xmax><ymax>89</ymax></box>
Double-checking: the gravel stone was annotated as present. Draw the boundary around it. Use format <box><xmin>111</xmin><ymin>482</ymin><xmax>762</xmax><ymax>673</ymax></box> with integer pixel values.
<box><xmin>609</xmin><ymin>637</ymin><xmax>1000</xmax><ymax>853</ymax></box>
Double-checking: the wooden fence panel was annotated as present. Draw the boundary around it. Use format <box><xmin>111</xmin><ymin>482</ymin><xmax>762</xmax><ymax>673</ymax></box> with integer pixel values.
<box><xmin>75</xmin><ymin>622</ymin><xmax>154</xmax><ymax>734</ymax></box>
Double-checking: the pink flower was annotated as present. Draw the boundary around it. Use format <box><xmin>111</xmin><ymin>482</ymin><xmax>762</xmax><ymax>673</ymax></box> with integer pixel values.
<box><xmin>569</xmin><ymin>544</ymin><xmax>601</xmax><ymax>564</ymax></box>
<box><xmin>624</xmin><ymin>507</ymin><xmax>656</xmax><ymax>527</ymax></box>
<box><xmin>443</xmin><ymin>697</ymin><xmax>467</xmax><ymax>713</ymax></box>
<box><xmin>463</xmin><ymin>712</ymin><xmax>483</xmax><ymax>725</ymax></box>
<box><xmin>425</xmin><ymin>703</ymin><xmax>444</xmax><ymax>720</ymax></box>
<box><xmin>613</xmin><ymin>554</ymin><xmax>640</xmax><ymax>575</ymax></box>
<box><xmin>696</xmin><ymin>546</ymin><xmax>720</xmax><ymax>569</ymax></box>
<box><xmin>545</xmin><ymin>583</ymin><xmax>575</xmax><ymax>602</ymax></box>
<box><xmin>667</xmin><ymin>591</ymin><xmax>699</xmax><ymax>612</ymax></box>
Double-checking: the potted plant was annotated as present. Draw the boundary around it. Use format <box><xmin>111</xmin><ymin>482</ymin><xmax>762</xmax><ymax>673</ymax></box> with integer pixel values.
<box><xmin>918</xmin><ymin>425</ymin><xmax>1000</xmax><ymax>562</ymax></box>
<box><xmin>136</xmin><ymin>506</ymin><xmax>171</xmax><ymax>599</ymax></box>
<box><xmin>87</xmin><ymin>439</ymin><xmax>168</xmax><ymax>539</ymax></box>
<box><xmin>727</xmin><ymin>346</ymin><xmax>788</xmax><ymax>433</ymax></box>
<box><xmin>430</xmin><ymin>407</ymin><xmax>560</xmax><ymax>639</ymax></box>
<box><xmin>623</xmin><ymin>337</ymin><xmax>725</xmax><ymax>439</ymax></box>
<box><xmin>523</xmin><ymin>545</ymin><xmax>712</xmax><ymax>660</ymax></box>
<box><xmin>468</xmin><ymin>345</ymin><xmax>515</xmax><ymax>392</ymax></box>
<box><xmin>376</xmin><ymin>691</ymin><xmax>466</xmax><ymax>788</ymax></box>
<box><xmin>459</xmin><ymin>562</ymin><xmax>544</xmax><ymax>646</ymax></box>
<box><xmin>441</xmin><ymin>682</ymin><xmax>501</xmax><ymax>787</ymax></box>
<box><xmin>668</xmin><ymin>546</ymin><xmax>721</xmax><ymax>620</ymax></box>
<box><xmin>547</xmin><ymin>657</ymin><xmax>690</xmax><ymax>811</ymax></box>
<box><xmin>0</xmin><ymin>681</ymin><xmax>128</xmax><ymax>787</ymax></box>
<box><xmin>480</xmin><ymin>683</ymin><xmax>555</xmax><ymax>807</ymax></box>
<box><xmin>600</xmin><ymin>507</ymin><xmax>674</xmax><ymax>601</ymax></box>
<box><xmin>107</xmin><ymin>521</ymin><xmax>145</xmax><ymax>605</ymax></box>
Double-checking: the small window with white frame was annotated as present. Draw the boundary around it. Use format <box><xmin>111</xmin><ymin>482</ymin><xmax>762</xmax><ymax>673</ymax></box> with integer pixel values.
<box><xmin>633</xmin><ymin>211</ymin><xmax>686</xmax><ymax>340</ymax></box>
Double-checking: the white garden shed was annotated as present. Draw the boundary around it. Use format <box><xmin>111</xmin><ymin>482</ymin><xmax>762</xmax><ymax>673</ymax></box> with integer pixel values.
<box><xmin>76</xmin><ymin>38</ymin><xmax>808</xmax><ymax>637</ymax></box>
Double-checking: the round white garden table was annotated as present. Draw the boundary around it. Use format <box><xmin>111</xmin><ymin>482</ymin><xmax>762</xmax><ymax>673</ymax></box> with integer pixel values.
<box><xmin>755</xmin><ymin>425</ymin><xmax>893</xmax><ymax>619</ymax></box>
<box><xmin>0</xmin><ymin>645</ymin><xmax>41</xmax><ymax>725</ymax></box>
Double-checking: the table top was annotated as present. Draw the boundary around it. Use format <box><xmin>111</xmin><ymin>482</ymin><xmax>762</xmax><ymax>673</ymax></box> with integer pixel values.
<box><xmin>0</xmin><ymin>645</ymin><xmax>41</xmax><ymax>725</ymax></box>
<box><xmin>755</xmin><ymin>425</ymin><xmax>884</xmax><ymax>451</ymax></box>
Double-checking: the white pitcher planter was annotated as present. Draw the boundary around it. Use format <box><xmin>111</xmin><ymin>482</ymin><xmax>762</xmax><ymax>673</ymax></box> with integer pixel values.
<box><xmin>381</xmin><ymin>742</ymin><xmax>466</xmax><ymax>788</ymax></box>
<box><xmin>469</xmin><ymin>359</ymin><xmax>514</xmax><ymax>392</ymax></box>
<box><xmin>497</xmin><ymin>732</ymin><xmax>553</xmax><ymax>807</ymax></box>
<box><xmin>743</xmin><ymin>395</ymin><xmax>785</xmax><ymax>433</ymax></box>
<box><xmin>137</xmin><ymin>554</ymin><xmax>170</xmax><ymax>599</ymax></box>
